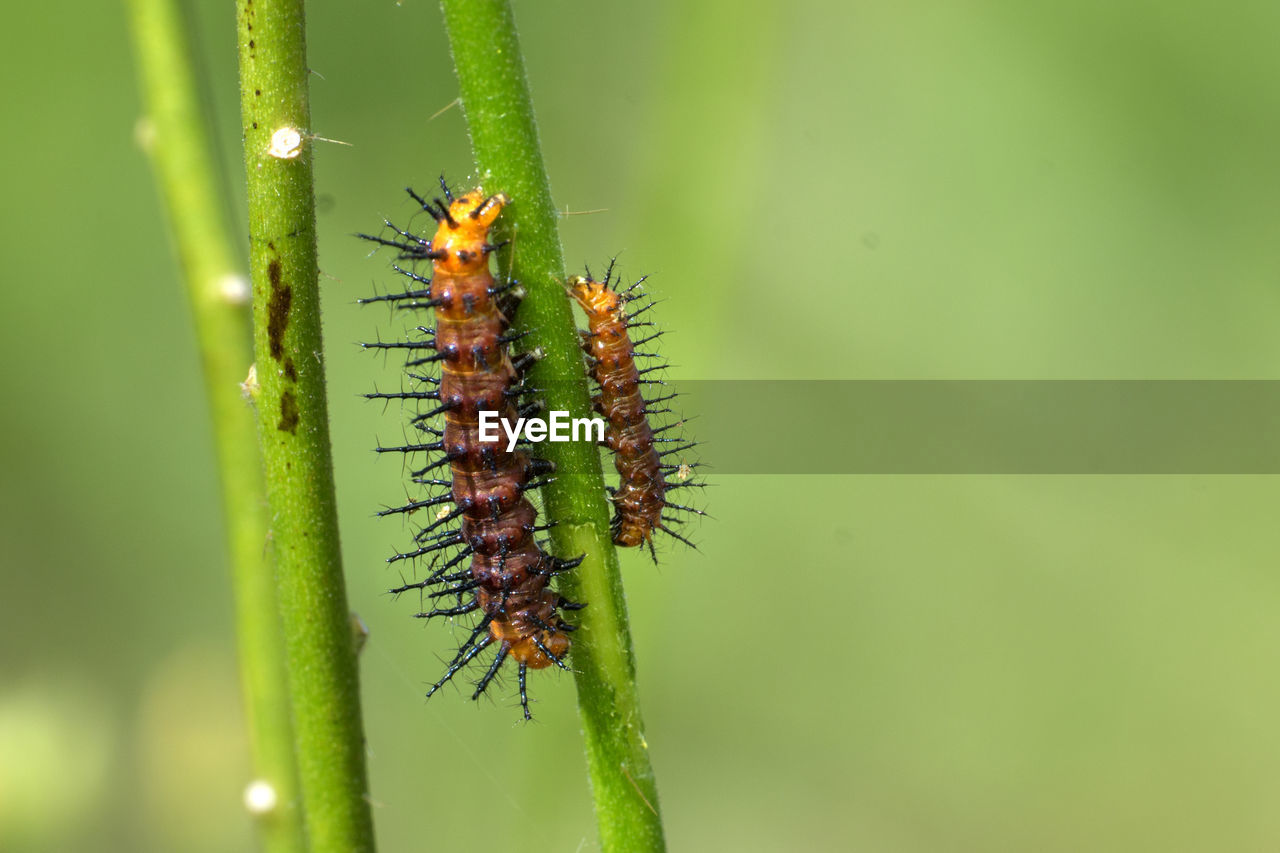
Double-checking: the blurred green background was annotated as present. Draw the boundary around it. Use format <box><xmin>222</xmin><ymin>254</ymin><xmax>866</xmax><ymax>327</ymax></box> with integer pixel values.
<box><xmin>4</xmin><ymin>0</ymin><xmax>1280</xmax><ymax>850</ymax></box>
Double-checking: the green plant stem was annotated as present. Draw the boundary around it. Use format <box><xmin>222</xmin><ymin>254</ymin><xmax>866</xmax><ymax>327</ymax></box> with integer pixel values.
<box><xmin>126</xmin><ymin>1</ymin><xmax>305</xmax><ymax>851</ymax></box>
<box><xmin>235</xmin><ymin>1</ymin><xmax>376</xmax><ymax>851</ymax></box>
<box><xmin>440</xmin><ymin>2</ymin><xmax>666</xmax><ymax>850</ymax></box>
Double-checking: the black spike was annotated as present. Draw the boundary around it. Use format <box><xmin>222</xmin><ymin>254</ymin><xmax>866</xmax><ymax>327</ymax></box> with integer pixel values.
<box><xmin>392</xmin><ymin>265</ymin><xmax>433</xmax><ymax>287</ymax></box>
<box><xmin>657</xmin><ymin>524</ymin><xmax>698</xmax><ymax>550</ymax></box>
<box><xmin>365</xmin><ymin>389</ymin><xmax>439</xmax><ymax>402</ymax></box>
<box><xmin>426</xmin><ymin>631</ymin><xmax>493</xmax><ymax>699</ymax></box>
<box><xmin>409</xmin><ymin>456</ymin><xmax>452</xmax><ymax>478</ymax></box>
<box><xmin>360</xmin><ymin>339</ymin><xmax>436</xmax><ymax>352</ymax></box>
<box><xmin>358</xmin><ymin>287</ymin><xmax>431</xmax><ymax>306</ymax></box>
<box><xmin>631</xmin><ymin>331</ymin><xmax>666</xmax><ymax>347</ymax></box>
<box><xmin>517</xmin><ymin>664</ymin><xmax>531</xmax><ymax>720</ymax></box>
<box><xmin>433</xmin><ymin>197</ymin><xmax>458</xmax><ymax>228</ymax></box>
<box><xmin>626</xmin><ymin>298</ymin><xmax>664</xmax><ymax>319</ymax></box>
<box><xmin>472</xmin><ymin>646</ymin><xmax>510</xmax><ymax>700</ymax></box>
<box><xmin>375</xmin><ymin>440</ymin><xmax>443</xmax><ymax>454</ymax></box>
<box><xmin>413</xmin><ymin>601</ymin><xmax>478</xmax><ymax>619</ymax></box>
<box><xmin>376</xmin><ymin>492</ymin><xmax>453</xmax><ymax>517</ymax></box>
<box><xmin>412</xmin><ymin>507</ymin><xmax>467</xmax><ymax>541</ymax></box>
<box><xmin>427</xmin><ymin>578</ymin><xmax>481</xmax><ymax>599</ymax></box>
<box><xmin>470</xmin><ymin>194</ymin><xmax>498</xmax><ymax>220</ymax></box>
<box><xmin>657</xmin><ymin>442</ymin><xmax>700</xmax><ymax>458</ymax></box>
<box><xmin>387</xmin><ymin>532</ymin><xmax>465</xmax><ymax>564</ymax></box>
<box><xmin>619</xmin><ymin>274</ymin><xmax>650</xmax><ymax>295</ymax></box>
<box><xmin>527</xmin><ymin>457</ymin><xmax>555</xmax><ymax>477</ymax></box>
<box><xmin>405</xmin><ymin>187</ymin><xmax>442</xmax><ymax>221</ymax></box>
<box><xmin>532</xmin><ymin>636</ymin><xmax>571</xmax><ymax>672</ymax></box>
<box><xmin>659</xmin><ymin>461</ymin><xmax>706</xmax><ymax>473</ymax></box>
<box><xmin>355</xmin><ymin>232</ymin><xmax>420</xmax><ymax>254</ymax></box>
<box><xmin>521</xmin><ymin>477</ymin><xmax>555</xmax><ymax>493</ymax></box>
<box><xmin>548</xmin><ymin>554</ymin><xmax>585</xmax><ymax>573</ymax></box>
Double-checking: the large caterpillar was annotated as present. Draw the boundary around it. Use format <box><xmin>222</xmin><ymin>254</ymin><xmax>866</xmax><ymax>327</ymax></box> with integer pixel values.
<box><xmin>360</xmin><ymin>181</ymin><xmax>581</xmax><ymax>719</ymax></box>
<box><xmin>569</xmin><ymin>262</ymin><xmax>704</xmax><ymax>558</ymax></box>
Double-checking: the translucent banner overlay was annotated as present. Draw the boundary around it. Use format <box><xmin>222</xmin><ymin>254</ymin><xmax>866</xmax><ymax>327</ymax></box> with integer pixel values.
<box><xmin>548</xmin><ymin>381</ymin><xmax>1280</xmax><ymax>474</ymax></box>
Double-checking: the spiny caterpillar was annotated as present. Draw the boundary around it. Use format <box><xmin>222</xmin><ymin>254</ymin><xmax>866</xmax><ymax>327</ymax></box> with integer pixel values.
<box><xmin>569</xmin><ymin>261</ymin><xmax>704</xmax><ymax>558</ymax></box>
<box><xmin>359</xmin><ymin>180</ymin><xmax>581</xmax><ymax>720</ymax></box>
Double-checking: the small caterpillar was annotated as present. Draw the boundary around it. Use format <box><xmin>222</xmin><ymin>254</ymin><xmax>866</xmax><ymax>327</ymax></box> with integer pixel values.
<box><xmin>360</xmin><ymin>180</ymin><xmax>581</xmax><ymax>719</ymax></box>
<box><xmin>568</xmin><ymin>261</ymin><xmax>704</xmax><ymax>558</ymax></box>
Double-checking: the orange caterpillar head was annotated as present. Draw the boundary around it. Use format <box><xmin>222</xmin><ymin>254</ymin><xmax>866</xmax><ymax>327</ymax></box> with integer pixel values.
<box><xmin>426</xmin><ymin>188</ymin><xmax>509</xmax><ymax>276</ymax></box>
<box><xmin>568</xmin><ymin>275</ymin><xmax>623</xmax><ymax>322</ymax></box>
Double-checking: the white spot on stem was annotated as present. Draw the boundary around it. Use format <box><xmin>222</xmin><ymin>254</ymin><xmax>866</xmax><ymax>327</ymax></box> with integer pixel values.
<box><xmin>267</xmin><ymin>127</ymin><xmax>304</xmax><ymax>159</ymax></box>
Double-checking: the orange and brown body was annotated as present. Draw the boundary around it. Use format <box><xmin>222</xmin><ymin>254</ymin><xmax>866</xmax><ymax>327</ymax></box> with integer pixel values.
<box><xmin>360</xmin><ymin>183</ymin><xmax>578</xmax><ymax>718</ymax></box>
<box><xmin>569</xmin><ymin>268</ymin><xmax>702</xmax><ymax>557</ymax></box>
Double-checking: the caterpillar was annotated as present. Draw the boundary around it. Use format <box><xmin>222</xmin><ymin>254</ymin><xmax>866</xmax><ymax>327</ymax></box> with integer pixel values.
<box><xmin>568</xmin><ymin>261</ymin><xmax>705</xmax><ymax>558</ymax></box>
<box><xmin>359</xmin><ymin>179</ymin><xmax>581</xmax><ymax>719</ymax></box>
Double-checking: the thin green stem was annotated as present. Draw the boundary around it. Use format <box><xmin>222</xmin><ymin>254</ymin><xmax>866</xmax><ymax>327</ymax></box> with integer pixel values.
<box><xmin>439</xmin><ymin>2</ymin><xmax>666</xmax><ymax>850</ymax></box>
<box><xmin>235</xmin><ymin>1</ymin><xmax>376</xmax><ymax>851</ymax></box>
<box><xmin>126</xmin><ymin>1</ymin><xmax>304</xmax><ymax>851</ymax></box>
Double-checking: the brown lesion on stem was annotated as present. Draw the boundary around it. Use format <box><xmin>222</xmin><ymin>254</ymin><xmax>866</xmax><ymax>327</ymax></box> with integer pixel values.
<box><xmin>278</xmin><ymin>389</ymin><xmax>299</xmax><ymax>433</ymax></box>
<box><xmin>266</xmin><ymin>255</ymin><xmax>292</xmax><ymax>363</ymax></box>
<box><xmin>265</xmin><ymin>246</ymin><xmax>298</xmax><ymax>431</ymax></box>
